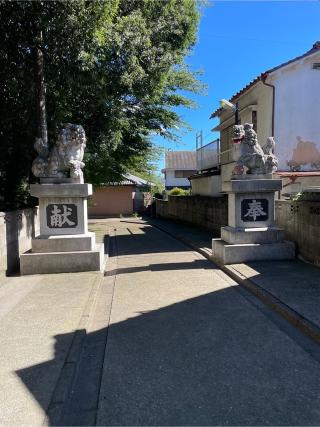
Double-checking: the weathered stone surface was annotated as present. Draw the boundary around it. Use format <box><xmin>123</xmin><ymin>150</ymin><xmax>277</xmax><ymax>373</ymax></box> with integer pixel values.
<box><xmin>232</xmin><ymin>174</ymin><xmax>273</xmax><ymax>180</ymax></box>
<box><xmin>32</xmin><ymin>232</ymin><xmax>95</xmax><ymax>253</ymax></box>
<box><xmin>32</xmin><ymin>123</ymin><xmax>86</xmax><ymax>183</ymax></box>
<box><xmin>30</xmin><ymin>183</ymin><xmax>92</xmax><ymax>198</ymax></box>
<box><xmin>275</xmin><ymin>200</ymin><xmax>320</xmax><ymax>266</ymax></box>
<box><xmin>228</xmin><ymin>191</ymin><xmax>276</xmax><ymax>228</ymax></box>
<box><xmin>20</xmin><ymin>243</ymin><xmax>104</xmax><ymax>275</ymax></box>
<box><xmin>0</xmin><ymin>208</ymin><xmax>39</xmax><ymax>274</ymax></box>
<box><xmin>38</xmin><ymin>197</ymin><xmax>88</xmax><ymax>235</ymax></box>
<box><xmin>221</xmin><ymin>226</ymin><xmax>284</xmax><ymax>244</ymax></box>
<box><xmin>20</xmin><ymin>179</ymin><xmax>103</xmax><ymax>274</ymax></box>
<box><xmin>215</xmin><ymin>176</ymin><xmax>295</xmax><ymax>263</ymax></box>
<box><xmin>212</xmin><ymin>238</ymin><xmax>295</xmax><ymax>264</ymax></box>
<box><xmin>155</xmin><ymin>195</ymin><xmax>228</xmax><ymax>234</ymax></box>
<box><xmin>232</xmin><ymin>123</ymin><xmax>278</xmax><ymax>175</ymax></box>
<box><xmin>224</xmin><ymin>179</ymin><xmax>282</xmax><ymax>193</ymax></box>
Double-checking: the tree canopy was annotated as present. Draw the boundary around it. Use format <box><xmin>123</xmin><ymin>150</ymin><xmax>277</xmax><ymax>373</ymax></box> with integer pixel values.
<box><xmin>0</xmin><ymin>0</ymin><xmax>203</xmax><ymax>210</ymax></box>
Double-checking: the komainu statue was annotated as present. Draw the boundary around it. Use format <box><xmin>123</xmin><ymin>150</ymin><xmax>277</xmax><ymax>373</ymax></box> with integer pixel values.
<box><xmin>232</xmin><ymin>123</ymin><xmax>278</xmax><ymax>175</ymax></box>
<box><xmin>32</xmin><ymin>123</ymin><xmax>86</xmax><ymax>183</ymax></box>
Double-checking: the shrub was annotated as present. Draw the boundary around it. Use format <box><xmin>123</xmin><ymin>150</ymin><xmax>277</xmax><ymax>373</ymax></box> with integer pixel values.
<box><xmin>292</xmin><ymin>191</ymin><xmax>320</xmax><ymax>201</ymax></box>
<box><xmin>169</xmin><ymin>187</ymin><xmax>190</xmax><ymax>196</ymax></box>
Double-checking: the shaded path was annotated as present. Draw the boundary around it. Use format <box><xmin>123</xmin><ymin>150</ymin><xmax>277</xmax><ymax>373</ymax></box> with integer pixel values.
<box><xmin>96</xmin><ymin>220</ymin><xmax>320</xmax><ymax>426</ymax></box>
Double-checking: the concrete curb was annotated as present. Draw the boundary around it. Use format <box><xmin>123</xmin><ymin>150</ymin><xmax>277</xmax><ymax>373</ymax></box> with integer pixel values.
<box><xmin>44</xmin><ymin>273</ymin><xmax>103</xmax><ymax>426</ymax></box>
<box><xmin>150</xmin><ymin>221</ymin><xmax>320</xmax><ymax>345</ymax></box>
<box><xmin>43</xmin><ymin>238</ymin><xmax>109</xmax><ymax>426</ymax></box>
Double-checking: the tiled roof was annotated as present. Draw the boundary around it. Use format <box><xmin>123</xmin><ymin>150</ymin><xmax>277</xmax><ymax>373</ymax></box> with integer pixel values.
<box><xmin>107</xmin><ymin>173</ymin><xmax>151</xmax><ymax>186</ymax></box>
<box><xmin>164</xmin><ymin>151</ymin><xmax>197</xmax><ymax>170</ymax></box>
<box><xmin>122</xmin><ymin>173</ymin><xmax>150</xmax><ymax>186</ymax></box>
<box><xmin>210</xmin><ymin>41</ymin><xmax>320</xmax><ymax>118</ymax></box>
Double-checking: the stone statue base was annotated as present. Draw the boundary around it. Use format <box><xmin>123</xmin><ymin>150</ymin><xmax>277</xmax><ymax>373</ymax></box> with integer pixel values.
<box><xmin>212</xmin><ymin>178</ymin><xmax>295</xmax><ymax>264</ymax></box>
<box><xmin>20</xmin><ymin>183</ymin><xmax>104</xmax><ymax>275</ymax></box>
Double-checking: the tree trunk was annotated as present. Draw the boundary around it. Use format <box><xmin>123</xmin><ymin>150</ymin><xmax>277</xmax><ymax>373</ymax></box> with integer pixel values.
<box><xmin>34</xmin><ymin>30</ymin><xmax>48</xmax><ymax>145</ymax></box>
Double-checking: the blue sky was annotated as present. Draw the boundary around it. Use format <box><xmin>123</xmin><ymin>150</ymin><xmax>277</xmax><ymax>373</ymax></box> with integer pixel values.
<box><xmin>154</xmin><ymin>0</ymin><xmax>320</xmax><ymax>172</ymax></box>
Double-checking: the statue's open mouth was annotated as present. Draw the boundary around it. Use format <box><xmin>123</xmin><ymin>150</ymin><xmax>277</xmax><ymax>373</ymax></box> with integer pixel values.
<box><xmin>232</xmin><ymin>136</ymin><xmax>244</xmax><ymax>144</ymax></box>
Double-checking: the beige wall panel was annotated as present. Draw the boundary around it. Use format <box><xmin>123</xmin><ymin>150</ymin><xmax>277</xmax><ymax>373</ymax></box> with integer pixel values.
<box><xmin>89</xmin><ymin>186</ymin><xmax>134</xmax><ymax>216</ymax></box>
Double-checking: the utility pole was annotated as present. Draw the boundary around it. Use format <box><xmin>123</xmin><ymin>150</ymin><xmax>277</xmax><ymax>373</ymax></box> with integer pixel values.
<box><xmin>196</xmin><ymin>130</ymin><xmax>203</xmax><ymax>172</ymax></box>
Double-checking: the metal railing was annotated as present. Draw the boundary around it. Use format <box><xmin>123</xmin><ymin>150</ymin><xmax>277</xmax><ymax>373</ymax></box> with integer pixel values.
<box><xmin>196</xmin><ymin>138</ymin><xmax>220</xmax><ymax>172</ymax></box>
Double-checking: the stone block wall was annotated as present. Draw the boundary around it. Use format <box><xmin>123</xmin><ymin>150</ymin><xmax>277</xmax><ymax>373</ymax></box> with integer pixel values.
<box><xmin>156</xmin><ymin>196</ymin><xmax>320</xmax><ymax>266</ymax></box>
<box><xmin>275</xmin><ymin>200</ymin><xmax>320</xmax><ymax>266</ymax></box>
<box><xmin>156</xmin><ymin>195</ymin><xmax>228</xmax><ymax>234</ymax></box>
<box><xmin>0</xmin><ymin>207</ymin><xmax>39</xmax><ymax>275</ymax></box>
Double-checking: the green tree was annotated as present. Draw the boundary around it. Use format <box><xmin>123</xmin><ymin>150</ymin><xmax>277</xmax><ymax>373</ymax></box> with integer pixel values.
<box><xmin>0</xmin><ymin>0</ymin><xmax>119</xmax><ymax>209</ymax></box>
<box><xmin>0</xmin><ymin>0</ymin><xmax>203</xmax><ymax>210</ymax></box>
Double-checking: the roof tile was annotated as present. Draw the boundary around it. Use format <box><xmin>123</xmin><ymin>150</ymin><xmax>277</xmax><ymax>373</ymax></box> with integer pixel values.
<box><xmin>165</xmin><ymin>151</ymin><xmax>197</xmax><ymax>170</ymax></box>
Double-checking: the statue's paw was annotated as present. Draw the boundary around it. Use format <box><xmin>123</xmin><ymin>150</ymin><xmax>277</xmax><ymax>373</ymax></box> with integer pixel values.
<box><xmin>232</xmin><ymin>165</ymin><xmax>244</xmax><ymax>175</ymax></box>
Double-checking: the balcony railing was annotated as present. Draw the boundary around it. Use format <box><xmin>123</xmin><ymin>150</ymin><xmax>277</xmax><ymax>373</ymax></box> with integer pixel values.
<box><xmin>196</xmin><ymin>138</ymin><xmax>220</xmax><ymax>172</ymax></box>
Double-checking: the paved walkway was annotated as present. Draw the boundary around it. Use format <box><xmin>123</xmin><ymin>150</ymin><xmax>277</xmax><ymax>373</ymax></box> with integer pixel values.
<box><xmin>1</xmin><ymin>218</ymin><xmax>320</xmax><ymax>426</ymax></box>
<box><xmin>96</xmin><ymin>219</ymin><xmax>320</xmax><ymax>426</ymax></box>
<box><xmin>0</xmin><ymin>227</ymin><xmax>107</xmax><ymax>426</ymax></box>
<box><xmin>150</xmin><ymin>217</ymin><xmax>320</xmax><ymax>341</ymax></box>
<box><xmin>0</xmin><ymin>271</ymin><xmax>101</xmax><ymax>426</ymax></box>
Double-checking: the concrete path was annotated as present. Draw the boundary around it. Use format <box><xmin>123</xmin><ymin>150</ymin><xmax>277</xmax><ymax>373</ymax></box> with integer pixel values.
<box><xmin>1</xmin><ymin>218</ymin><xmax>320</xmax><ymax>426</ymax></box>
<box><xmin>152</xmin><ymin>217</ymin><xmax>320</xmax><ymax>341</ymax></box>
<box><xmin>0</xmin><ymin>271</ymin><xmax>101</xmax><ymax>426</ymax></box>
<box><xmin>96</xmin><ymin>220</ymin><xmax>320</xmax><ymax>426</ymax></box>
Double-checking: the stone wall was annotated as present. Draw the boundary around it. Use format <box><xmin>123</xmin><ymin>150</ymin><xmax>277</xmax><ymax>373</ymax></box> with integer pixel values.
<box><xmin>0</xmin><ymin>207</ymin><xmax>39</xmax><ymax>275</ymax></box>
<box><xmin>156</xmin><ymin>195</ymin><xmax>228</xmax><ymax>234</ymax></box>
<box><xmin>156</xmin><ymin>196</ymin><xmax>320</xmax><ymax>266</ymax></box>
<box><xmin>275</xmin><ymin>200</ymin><xmax>320</xmax><ymax>266</ymax></box>
<box><xmin>190</xmin><ymin>174</ymin><xmax>222</xmax><ymax>197</ymax></box>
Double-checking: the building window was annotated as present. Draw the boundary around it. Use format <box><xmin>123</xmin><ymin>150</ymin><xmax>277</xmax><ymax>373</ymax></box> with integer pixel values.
<box><xmin>252</xmin><ymin>110</ymin><xmax>257</xmax><ymax>132</ymax></box>
<box><xmin>174</xmin><ymin>170</ymin><xmax>196</xmax><ymax>178</ymax></box>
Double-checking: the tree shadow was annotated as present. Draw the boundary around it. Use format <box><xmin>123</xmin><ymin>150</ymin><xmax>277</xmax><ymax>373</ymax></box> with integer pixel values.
<box><xmin>106</xmin><ymin>258</ymin><xmax>213</xmax><ymax>276</ymax></box>
<box><xmin>12</xmin><ymin>222</ymin><xmax>320</xmax><ymax>426</ymax></box>
<box><xmin>110</xmin><ymin>224</ymin><xmax>199</xmax><ymax>256</ymax></box>
<box><xmin>15</xmin><ymin>285</ymin><xmax>320</xmax><ymax>426</ymax></box>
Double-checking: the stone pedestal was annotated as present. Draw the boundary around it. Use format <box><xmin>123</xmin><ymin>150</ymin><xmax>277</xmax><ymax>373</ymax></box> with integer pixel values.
<box><xmin>20</xmin><ymin>183</ymin><xmax>104</xmax><ymax>275</ymax></box>
<box><xmin>212</xmin><ymin>178</ymin><xmax>295</xmax><ymax>264</ymax></box>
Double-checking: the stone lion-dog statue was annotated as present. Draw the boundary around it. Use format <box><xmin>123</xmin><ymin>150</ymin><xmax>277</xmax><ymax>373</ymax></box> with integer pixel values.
<box><xmin>232</xmin><ymin>123</ymin><xmax>278</xmax><ymax>175</ymax></box>
<box><xmin>32</xmin><ymin>123</ymin><xmax>86</xmax><ymax>183</ymax></box>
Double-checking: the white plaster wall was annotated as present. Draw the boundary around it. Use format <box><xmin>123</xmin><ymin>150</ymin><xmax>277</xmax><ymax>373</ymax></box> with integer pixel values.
<box><xmin>191</xmin><ymin>175</ymin><xmax>222</xmax><ymax>196</ymax></box>
<box><xmin>281</xmin><ymin>175</ymin><xmax>320</xmax><ymax>196</ymax></box>
<box><xmin>165</xmin><ymin>170</ymin><xmax>191</xmax><ymax>188</ymax></box>
<box><xmin>219</xmin><ymin>81</ymin><xmax>273</xmax><ymax>185</ymax></box>
<box><xmin>269</xmin><ymin>53</ymin><xmax>320</xmax><ymax>171</ymax></box>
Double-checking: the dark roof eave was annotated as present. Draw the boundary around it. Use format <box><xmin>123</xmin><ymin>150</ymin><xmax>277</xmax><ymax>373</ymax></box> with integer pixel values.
<box><xmin>189</xmin><ymin>169</ymin><xmax>220</xmax><ymax>179</ymax></box>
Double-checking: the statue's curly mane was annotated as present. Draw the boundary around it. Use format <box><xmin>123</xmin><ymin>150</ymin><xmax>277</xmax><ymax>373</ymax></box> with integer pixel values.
<box><xmin>57</xmin><ymin>123</ymin><xmax>86</xmax><ymax>148</ymax></box>
<box><xmin>232</xmin><ymin>123</ymin><xmax>278</xmax><ymax>175</ymax></box>
<box><xmin>32</xmin><ymin>123</ymin><xmax>86</xmax><ymax>182</ymax></box>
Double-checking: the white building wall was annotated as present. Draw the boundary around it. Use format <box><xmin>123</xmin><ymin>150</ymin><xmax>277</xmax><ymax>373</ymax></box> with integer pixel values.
<box><xmin>268</xmin><ymin>53</ymin><xmax>320</xmax><ymax>171</ymax></box>
<box><xmin>165</xmin><ymin>170</ymin><xmax>191</xmax><ymax>188</ymax></box>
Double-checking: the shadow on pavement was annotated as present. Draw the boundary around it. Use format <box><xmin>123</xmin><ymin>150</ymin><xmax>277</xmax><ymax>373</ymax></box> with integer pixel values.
<box><xmin>16</xmin><ymin>286</ymin><xmax>320</xmax><ymax>426</ymax></box>
<box><xmin>14</xmin><ymin>222</ymin><xmax>320</xmax><ymax>426</ymax></box>
<box><xmin>105</xmin><ymin>258</ymin><xmax>213</xmax><ymax>276</ymax></box>
<box><xmin>113</xmin><ymin>224</ymin><xmax>191</xmax><ymax>256</ymax></box>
